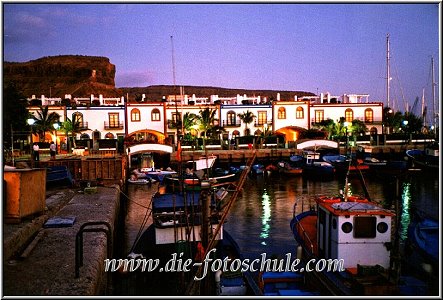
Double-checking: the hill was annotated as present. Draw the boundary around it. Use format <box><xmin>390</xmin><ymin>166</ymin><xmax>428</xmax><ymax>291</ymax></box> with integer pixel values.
<box><xmin>3</xmin><ymin>55</ymin><xmax>315</xmax><ymax>101</ymax></box>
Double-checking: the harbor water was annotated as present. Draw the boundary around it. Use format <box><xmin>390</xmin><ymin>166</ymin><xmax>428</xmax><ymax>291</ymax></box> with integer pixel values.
<box><xmin>118</xmin><ymin>168</ymin><xmax>439</xmax><ymax>295</ymax></box>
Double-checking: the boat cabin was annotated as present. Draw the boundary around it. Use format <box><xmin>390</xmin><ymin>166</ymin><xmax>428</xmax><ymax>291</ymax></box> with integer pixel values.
<box><xmin>315</xmin><ymin>196</ymin><xmax>394</xmax><ymax>269</ymax></box>
<box><xmin>152</xmin><ymin>190</ymin><xmax>223</xmax><ymax>244</ymax></box>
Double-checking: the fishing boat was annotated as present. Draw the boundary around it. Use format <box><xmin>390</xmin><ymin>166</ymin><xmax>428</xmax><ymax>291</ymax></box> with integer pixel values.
<box><xmin>405</xmin><ymin>143</ymin><xmax>439</xmax><ymax>173</ymax></box>
<box><xmin>290</xmin><ymin>194</ymin><xmax>400</xmax><ymax>295</ymax></box>
<box><xmin>125</xmin><ymin>152</ymin><xmax>260</xmax><ymax>296</ymax></box>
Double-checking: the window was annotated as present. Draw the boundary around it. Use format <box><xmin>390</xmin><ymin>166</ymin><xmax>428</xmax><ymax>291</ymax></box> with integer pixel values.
<box><xmin>131</xmin><ymin>108</ymin><xmax>141</xmax><ymax>122</ymax></box>
<box><xmin>172</xmin><ymin>112</ymin><xmax>181</xmax><ymax>123</ymax></box>
<box><xmin>108</xmin><ymin>113</ymin><xmax>120</xmax><ymax>128</ymax></box>
<box><xmin>257</xmin><ymin>111</ymin><xmax>267</xmax><ymax>126</ymax></box>
<box><xmin>152</xmin><ymin>109</ymin><xmax>161</xmax><ymax>122</ymax></box>
<box><xmin>72</xmin><ymin>112</ymin><xmax>83</xmax><ymax>126</ymax></box>
<box><xmin>354</xmin><ymin>216</ymin><xmax>376</xmax><ymax>238</ymax></box>
<box><xmin>345</xmin><ymin>109</ymin><xmax>354</xmax><ymax>123</ymax></box>
<box><xmin>278</xmin><ymin>107</ymin><xmax>286</xmax><ymax>119</ymax></box>
<box><xmin>365</xmin><ymin>108</ymin><xmax>373</xmax><ymax>123</ymax></box>
<box><xmin>227</xmin><ymin>111</ymin><xmax>236</xmax><ymax>125</ymax></box>
<box><xmin>315</xmin><ymin>110</ymin><xmax>324</xmax><ymax>123</ymax></box>
<box><xmin>296</xmin><ymin>107</ymin><xmax>304</xmax><ymax>119</ymax></box>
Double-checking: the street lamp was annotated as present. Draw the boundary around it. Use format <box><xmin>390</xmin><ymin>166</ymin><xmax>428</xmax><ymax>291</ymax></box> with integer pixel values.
<box><xmin>344</xmin><ymin>121</ymin><xmax>350</xmax><ymax>155</ymax></box>
<box><xmin>27</xmin><ymin>118</ymin><xmax>35</xmax><ymax>145</ymax></box>
<box><xmin>53</xmin><ymin>123</ymin><xmax>60</xmax><ymax>154</ymax></box>
<box><xmin>403</xmin><ymin>120</ymin><xmax>409</xmax><ymax>145</ymax></box>
<box><xmin>27</xmin><ymin>118</ymin><xmax>35</xmax><ymax>165</ymax></box>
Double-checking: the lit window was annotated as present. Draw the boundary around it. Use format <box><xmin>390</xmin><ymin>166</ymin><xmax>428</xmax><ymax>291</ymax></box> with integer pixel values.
<box><xmin>152</xmin><ymin>109</ymin><xmax>161</xmax><ymax>121</ymax></box>
<box><xmin>345</xmin><ymin>109</ymin><xmax>354</xmax><ymax>123</ymax></box>
<box><xmin>365</xmin><ymin>108</ymin><xmax>373</xmax><ymax>123</ymax></box>
<box><xmin>131</xmin><ymin>108</ymin><xmax>141</xmax><ymax>122</ymax></box>
<box><xmin>296</xmin><ymin>107</ymin><xmax>304</xmax><ymax>119</ymax></box>
<box><xmin>278</xmin><ymin>107</ymin><xmax>286</xmax><ymax>119</ymax></box>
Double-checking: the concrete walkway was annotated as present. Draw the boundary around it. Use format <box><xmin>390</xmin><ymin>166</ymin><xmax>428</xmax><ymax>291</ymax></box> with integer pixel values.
<box><xmin>3</xmin><ymin>186</ymin><xmax>120</xmax><ymax>296</ymax></box>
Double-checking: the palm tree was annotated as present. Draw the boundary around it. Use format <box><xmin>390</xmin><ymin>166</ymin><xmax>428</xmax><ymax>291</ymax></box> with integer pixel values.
<box><xmin>61</xmin><ymin>117</ymin><xmax>88</xmax><ymax>152</ymax></box>
<box><xmin>237</xmin><ymin>110</ymin><xmax>256</xmax><ymax>136</ymax></box>
<box><xmin>182</xmin><ymin>112</ymin><xmax>198</xmax><ymax>135</ymax></box>
<box><xmin>32</xmin><ymin>105</ymin><xmax>59</xmax><ymax>142</ymax></box>
<box><xmin>196</xmin><ymin>107</ymin><xmax>218</xmax><ymax>151</ymax></box>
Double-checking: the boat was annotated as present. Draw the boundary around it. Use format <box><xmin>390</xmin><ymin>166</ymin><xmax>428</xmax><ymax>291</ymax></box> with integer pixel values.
<box><xmin>364</xmin><ymin>158</ymin><xmax>408</xmax><ymax>178</ymax></box>
<box><xmin>301</xmin><ymin>150</ymin><xmax>335</xmax><ymax>178</ymax></box>
<box><xmin>277</xmin><ymin>161</ymin><xmax>303</xmax><ymax>176</ymax></box>
<box><xmin>404</xmin><ymin>211</ymin><xmax>438</xmax><ymax>289</ymax></box>
<box><xmin>290</xmin><ymin>194</ymin><xmax>401</xmax><ymax>295</ymax></box>
<box><xmin>258</xmin><ymin>271</ymin><xmax>321</xmax><ymax>296</ymax></box>
<box><xmin>46</xmin><ymin>166</ymin><xmax>74</xmax><ymax>187</ymax></box>
<box><xmin>250</xmin><ymin>164</ymin><xmax>265</xmax><ymax>176</ymax></box>
<box><xmin>322</xmin><ymin>154</ymin><xmax>369</xmax><ymax>175</ymax></box>
<box><xmin>125</xmin><ymin>152</ymin><xmax>261</xmax><ymax>296</ymax></box>
<box><xmin>141</xmin><ymin>168</ymin><xmax>177</xmax><ymax>183</ymax></box>
<box><xmin>127</xmin><ymin>178</ymin><xmax>156</xmax><ymax>185</ymax></box>
<box><xmin>406</xmin><ymin>143</ymin><xmax>439</xmax><ymax>173</ymax></box>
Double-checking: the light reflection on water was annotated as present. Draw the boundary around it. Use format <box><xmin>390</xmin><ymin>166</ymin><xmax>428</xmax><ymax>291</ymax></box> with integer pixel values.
<box><xmin>260</xmin><ymin>190</ymin><xmax>271</xmax><ymax>244</ymax></box>
<box><xmin>224</xmin><ymin>172</ymin><xmax>439</xmax><ymax>260</ymax></box>
<box><xmin>123</xmin><ymin>172</ymin><xmax>439</xmax><ymax>261</ymax></box>
<box><xmin>400</xmin><ymin>182</ymin><xmax>411</xmax><ymax>241</ymax></box>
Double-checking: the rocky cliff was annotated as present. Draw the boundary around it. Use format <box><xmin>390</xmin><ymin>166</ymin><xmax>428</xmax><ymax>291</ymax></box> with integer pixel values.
<box><xmin>3</xmin><ymin>55</ymin><xmax>121</xmax><ymax>98</ymax></box>
<box><xmin>4</xmin><ymin>55</ymin><xmax>315</xmax><ymax>101</ymax></box>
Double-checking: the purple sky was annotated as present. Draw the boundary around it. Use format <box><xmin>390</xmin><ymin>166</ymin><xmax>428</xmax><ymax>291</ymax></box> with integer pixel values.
<box><xmin>3</xmin><ymin>3</ymin><xmax>440</xmax><ymax>114</ymax></box>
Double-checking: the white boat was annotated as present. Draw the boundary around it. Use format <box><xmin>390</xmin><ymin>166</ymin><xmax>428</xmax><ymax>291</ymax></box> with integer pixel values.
<box><xmin>127</xmin><ymin>178</ymin><xmax>156</xmax><ymax>185</ymax></box>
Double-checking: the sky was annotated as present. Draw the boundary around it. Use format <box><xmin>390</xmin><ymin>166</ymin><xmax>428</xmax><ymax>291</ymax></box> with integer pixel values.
<box><xmin>2</xmin><ymin>2</ymin><xmax>441</xmax><ymax>115</ymax></box>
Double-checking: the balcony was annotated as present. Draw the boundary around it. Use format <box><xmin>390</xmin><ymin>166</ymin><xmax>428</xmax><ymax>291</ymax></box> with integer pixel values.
<box><xmin>104</xmin><ymin>121</ymin><xmax>124</xmax><ymax>130</ymax></box>
<box><xmin>222</xmin><ymin>120</ymin><xmax>241</xmax><ymax>127</ymax></box>
<box><xmin>254</xmin><ymin>121</ymin><xmax>273</xmax><ymax>127</ymax></box>
<box><xmin>78</xmin><ymin>122</ymin><xmax>89</xmax><ymax>130</ymax></box>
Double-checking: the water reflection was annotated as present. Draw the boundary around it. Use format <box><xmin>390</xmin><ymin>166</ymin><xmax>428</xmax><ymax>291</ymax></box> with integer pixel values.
<box><xmin>260</xmin><ymin>190</ymin><xmax>271</xmax><ymax>245</ymax></box>
<box><xmin>400</xmin><ymin>182</ymin><xmax>411</xmax><ymax>241</ymax></box>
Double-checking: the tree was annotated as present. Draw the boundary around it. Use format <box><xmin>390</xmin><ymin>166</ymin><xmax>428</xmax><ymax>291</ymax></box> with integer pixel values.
<box><xmin>237</xmin><ymin>110</ymin><xmax>256</xmax><ymax>136</ymax></box>
<box><xmin>61</xmin><ymin>117</ymin><xmax>88</xmax><ymax>152</ymax></box>
<box><xmin>182</xmin><ymin>112</ymin><xmax>198</xmax><ymax>135</ymax></box>
<box><xmin>196</xmin><ymin>107</ymin><xmax>218</xmax><ymax>151</ymax></box>
<box><xmin>351</xmin><ymin>119</ymin><xmax>368</xmax><ymax>136</ymax></box>
<box><xmin>3</xmin><ymin>83</ymin><xmax>28</xmax><ymax>148</ymax></box>
<box><xmin>383</xmin><ymin>107</ymin><xmax>404</xmax><ymax>133</ymax></box>
<box><xmin>31</xmin><ymin>105</ymin><xmax>59</xmax><ymax>142</ymax></box>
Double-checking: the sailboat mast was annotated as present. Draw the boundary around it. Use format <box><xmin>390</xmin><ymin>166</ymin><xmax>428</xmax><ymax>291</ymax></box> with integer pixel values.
<box><xmin>386</xmin><ymin>33</ymin><xmax>391</xmax><ymax>109</ymax></box>
<box><xmin>431</xmin><ymin>56</ymin><xmax>437</xmax><ymax>132</ymax></box>
<box><xmin>170</xmin><ymin>35</ymin><xmax>181</xmax><ymax>141</ymax></box>
<box><xmin>421</xmin><ymin>88</ymin><xmax>426</xmax><ymax>128</ymax></box>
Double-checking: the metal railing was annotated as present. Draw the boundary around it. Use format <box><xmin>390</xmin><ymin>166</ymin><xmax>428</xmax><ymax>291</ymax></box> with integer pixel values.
<box><xmin>75</xmin><ymin>221</ymin><xmax>112</xmax><ymax>278</ymax></box>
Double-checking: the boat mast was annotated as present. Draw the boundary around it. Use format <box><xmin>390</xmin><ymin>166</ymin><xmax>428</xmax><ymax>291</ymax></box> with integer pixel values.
<box><xmin>171</xmin><ymin>35</ymin><xmax>181</xmax><ymax>144</ymax></box>
<box><xmin>421</xmin><ymin>88</ymin><xmax>426</xmax><ymax>128</ymax></box>
<box><xmin>386</xmin><ymin>33</ymin><xmax>391</xmax><ymax>109</ymax></box>
<box><xmin>431</xmin><ymin>56</ymin><xmax>437</xmax><ymax>136</ymax></box>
